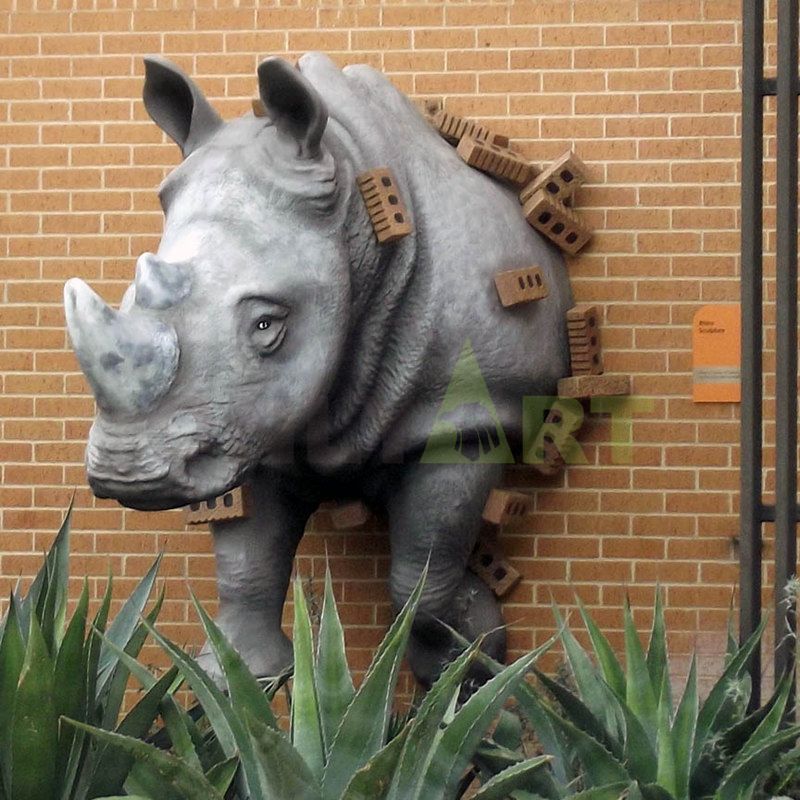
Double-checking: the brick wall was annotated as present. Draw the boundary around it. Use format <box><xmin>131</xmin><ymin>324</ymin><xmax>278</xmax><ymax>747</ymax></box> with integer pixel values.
<box><xmin>0</xmin><ymin>1</ymin><xmax>768</xmax><ymax>694</ymax></box>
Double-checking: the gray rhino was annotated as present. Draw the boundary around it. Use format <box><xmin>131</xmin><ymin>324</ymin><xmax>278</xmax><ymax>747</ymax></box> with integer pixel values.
<box><xmin>63</xmin><ymin>53</ymin><xmax>572</xmax><ymax>686</ymax></box>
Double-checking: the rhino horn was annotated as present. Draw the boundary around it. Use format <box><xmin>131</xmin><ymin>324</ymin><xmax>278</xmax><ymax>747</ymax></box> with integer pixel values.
<box><xmin>64</xmin><ymin>278</ymin><xmax>180</xmax><ymax>417</ymax></box>
<box><xmin>134</xmin><ymin>253</ymin><xmax>192</xmax><ymax>310</ymax></box>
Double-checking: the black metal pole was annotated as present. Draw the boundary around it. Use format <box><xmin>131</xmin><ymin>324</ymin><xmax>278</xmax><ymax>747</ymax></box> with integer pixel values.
<box><xmin>773</xmin><ymin>0</ymin><xmax>799</xmax><ymax>696</ymax></box>
<box><xmin>740</xmin><ymin>0</ymin><xmax>765</xmax><ymax>708</ymax></box>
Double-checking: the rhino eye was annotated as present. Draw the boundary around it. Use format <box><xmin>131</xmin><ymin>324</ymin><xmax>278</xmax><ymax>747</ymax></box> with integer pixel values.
<box><xmin>239</xmin><ymin>295</ymin><xmax>289</xmax><ymax>357</ymax></box>
<box><xmin>250</xmin><ymin>316</ymin><xmax>286</xmax><ymax>357</ymax></box>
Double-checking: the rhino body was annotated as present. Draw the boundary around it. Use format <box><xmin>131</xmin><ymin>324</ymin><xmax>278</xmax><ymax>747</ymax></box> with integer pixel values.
<box><xmin>64</xmin><ymin>53</ymin><xmax>571</xmax><ymax>685</ymax></box>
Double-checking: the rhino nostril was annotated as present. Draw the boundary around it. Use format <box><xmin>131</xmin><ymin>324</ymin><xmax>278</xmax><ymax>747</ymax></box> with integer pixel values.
<box><xmin>184</xmin><ymin>450</ymin><xmax>237</xmax><ymax>494</ymax></box>
<box><xmin>185</xmin><ymin>451</ymin><xmax>215</xmax><ymax>476</ymax></box>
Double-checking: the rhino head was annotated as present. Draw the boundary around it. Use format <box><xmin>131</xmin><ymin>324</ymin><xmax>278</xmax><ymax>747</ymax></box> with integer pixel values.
<box><xmin>64</xmin><ymin>57</ymin><xmax>352</xmax><ymax>510</ymax></box>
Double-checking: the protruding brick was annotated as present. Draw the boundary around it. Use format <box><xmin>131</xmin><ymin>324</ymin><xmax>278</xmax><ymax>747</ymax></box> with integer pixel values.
<box><xmin>494</xmin><ymin>266</ymin><xmax>549</xmax><ymax>307</ymax></box>
<box><xmin>356</xmin><ymin>167</ymin><xmax>413</xmax><ymax>244</ymax></box>
<box><xmin>432</xmin><ymin>109</ymin><xmax>495</xmax><ymax>144</ymax></box>
<box><xmin>469</xmin><ymin>537</ymin><xmax>521</xmax><ymax>598</ymax></box>
<box><xmin>567</xmin><ymin>304</ymin><xmax>604</xmax><ymax>375</ymax></box>
<box><xmin>519</xmin><ymin>150</ymin><xmax>588</xmax><ymax>205</ymax></box>
<box><xmin>528</xmin><ymin>399</ymin><xmax>585</xmax><ymax>476</ymax></box>
<box><xmin>482</xmin><ymin>488</ymin><xmax>534</xmax><ymax>526</ymax></box>
<box><xmin>251</xmin><ymin>97</ymin><xmax>267</xmax><ymax>117</ymax></box>
<box><xmin>557</xmin><ymin>373</ymin><xmax>631</xmax><ymax>399</ymax></box>
<box><xmin>456</xmin><ymin>135</ymin><xmax>535</xmax><ymax>189</ymax></box>
<box><xmin>185</xmin><ymin>485</ymin><xmax>252</xmax><ymax>525</ymax></box>
<box><xmin>430</xmin><ymin>110</ymin><xmax>514</xmax><ymax>150</ymax></box>
<box><xmin>522</xmin><ymin>189</ymin><xmax>593</xmax><ymax>255</ymax></box>
<box><xmin>330</xmin><ymin>501</ymin><xmax>370</xmax><ymax>530</ymax></box>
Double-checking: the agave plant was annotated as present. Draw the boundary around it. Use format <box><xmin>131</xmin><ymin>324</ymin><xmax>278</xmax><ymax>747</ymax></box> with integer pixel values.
<box><xmin>73</xmin><ymin>564</ymin><xmax>560</xmax><ymax>800</ymax></box>
<box><xmin>752</xmin><ymin>739</ymin><xmax>800</xmax><ymax>799</ymax></box>
<box><xmin>0</xmin><ymin>503</ymin><xmax>166</xmax><ymax>800</ymax></box>
<box><xmin>473</xmin><ymin>591</ymin><xmax>800</xmax><ymax>800</ymax></box>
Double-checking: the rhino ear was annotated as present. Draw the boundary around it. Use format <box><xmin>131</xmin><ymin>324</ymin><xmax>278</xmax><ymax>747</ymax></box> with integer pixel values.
<box><xmin>143</xmin><ymin>56</ymin><xmax>223</xmax><ymax>158</ymax></box>
<box><xmin>257</xmin><ymin>57</ymin><xmax>328</xmax><ymax>159</ymax></box>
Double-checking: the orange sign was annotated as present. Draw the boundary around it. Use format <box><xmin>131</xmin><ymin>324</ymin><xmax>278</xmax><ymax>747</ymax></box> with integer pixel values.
<box><xmin>692</xmin><ymin>304</ymin><xmax>741</xmax><ymax>403</ymax></box>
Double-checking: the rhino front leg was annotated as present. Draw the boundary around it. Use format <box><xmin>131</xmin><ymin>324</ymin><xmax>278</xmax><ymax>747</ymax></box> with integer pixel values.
<box><xmin>385</xmin><ymin>462</ymin><xmax>507</xmax><ymax>688</ymax></box>
<box><xmin>200</xmin><ymin>473</ymin><xmax>314</xmax><ymax>682</ymax></box>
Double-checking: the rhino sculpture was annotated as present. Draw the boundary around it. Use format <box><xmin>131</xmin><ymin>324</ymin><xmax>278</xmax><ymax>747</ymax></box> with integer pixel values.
<box><xmin>63</xmin><ymin>53</ymin><xmax>572</xmax><ymax>686</ymax></box>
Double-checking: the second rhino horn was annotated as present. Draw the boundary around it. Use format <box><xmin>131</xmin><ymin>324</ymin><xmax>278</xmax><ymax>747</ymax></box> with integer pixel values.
<box><xmin>134</xmin><ymin>253</ymin><xmax>192</xmax><ymax>310</ymax></box>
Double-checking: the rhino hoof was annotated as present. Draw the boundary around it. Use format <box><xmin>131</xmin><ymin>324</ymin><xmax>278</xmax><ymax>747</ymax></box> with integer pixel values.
<box><xmin>197</xmin><ymin>633</ymin><xmax>294</xmax><ymax>688</ymax></box>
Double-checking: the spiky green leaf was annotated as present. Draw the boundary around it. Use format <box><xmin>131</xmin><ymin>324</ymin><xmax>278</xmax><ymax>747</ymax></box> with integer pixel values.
<box><xmin>95</xmin><ymin>628</ymin><xmax>158</xmax><ymax>691</ymax></box>
<box><xmin>340</xmin><ymin>724</ymin><xmax>410</xmax><ymax>800</ymax></box>
<box><xmin>65</xmin><ymin>719</ymin><xmax>224</xmax><ymax>800</ymax></box>
<box><xmin>419</xmin><ymin>642</ymin><xmax>552</xmax><ymax>797</ymax></box>
<box><xmin>534</xmin><ymin>667</ymin><xmax>622</xmax><ymax>760</ymax></box>
<box><xmin>624</xmin><ymin>599</ymin><xmax>658</xmax><ymax>746</ymax></box>
<box><xmin>472</xmin><ymin>739</ymin><xmax>524</xmax><ymax>775</ymax></box>
<box><xmin>316</xmin><ymin>564</ymin><xmax>355</xmax><ymax>754</ymax></box>
<box><xmin>693</xmin><ymin>615</ymin><xmax>767</xmax><ymax>767</ymax></box>
<box><xmin>672</xmin><ymin>655</ymin><xmax>698</xmax><ymax>800</ymax></box>
<box><xmin>554</xmin><ymin>602</ymin><xmax>624</xmax><ymax>740</ymax></box>
<box><xmin>483</xmin><ymin>658</ymin><xmax>572</xmax><ymax>788</ymax></box>
<box><xmin>29</xmin><ymin>503</ymin><xmax>72</xmax><ymax>651</ymax></box>
<box><xmin>188</xmin><ymin>589</ymin><xmax>278</xmax><ymax>730</ymax></box>
<box><xmin>0</xmin><ymin>595</ymin><xmax>25</xmax><ymax>797</ymax></box>
<box><xmin>540</xmin><ymin>700</ymin><xmax>630</xmax><ymax>789</ymax></box>
<box><xmin>54</xmin><ymin>578</ymin><xmax>89</xmax><ymax>780</ymax></box>
<box><xmin>491</xmin><ymin>709</ymin><xmax>523</xmax><ymax>752</ymax></box>
<box><xmin>140</xmin><ymin>618</ymin><xmax>238</xmax><ymax>757</ymax></box>
<box><xmin>99</xmin><ymin>586</ymin><xmax>166</xmax><ymax>732</ymax></box>
<box><xmin>655</xmin><ymin>669</ymin><xmax>677</xmax><ymax>797</ymax></box>
<box><xmin>10</xmin><ymin>614</ymin><xmax>58</xmax><ymax>800</ymax></box>
<box><xmin>123</xmin><ymin>765</ymin><xmax>185</xmax><ymax>800</ymax></box>
<box><xmin>321</xmin><ymin>566</ymin><xmax>427</xmax><ymax>800</ymax></box>
<box><xmin>734</xmin><ymin>668</ymin><xmax>793</xmax><ymax>762</ymax></box>
<box><xmin>39</xmin><ymin>512</ymin><xmax>71</xmax><ymax>654</ymax></box>
<box><xmin>691</xmin><ymin>668</ymin><xmax>788</xmax><ymax>799</ymax></box>
<box><xmin>204</xmin><ymin>756</ymin><xmax>239</xmax><ymax>796</ymax></box>
<box><xmin>715</xmin><ymin>727</ymin><xmax>800</xmax><ymax>800</ymax></box>
<box><xmin>291</xmin><ymin>577</ymin><xmax>326</xmax><ymax>781</ymax></box>
<box><xmin>160</xmin><ymin>696</ymin><xmax>203</xmax><ymax>773</ymax></box>
<box><xmin>646</xmin><ymin>588</ymin><xmax>669</xmax><ymax>709</ymax></box>
<box><xmin>636</xmin><ymin>783</ymin><xmax>677</xmax><ymax>800</ymax></box>
<box><xmin>88</xmin><ymin>666</ymin><xmax>179</xmax><ymax>797</ymax></box>
<box><xmin>620</xmin><ymin>700</ymin><xmax>658</xmax><ymax>785</ymax></box>
<box><xmin>243</xmin><ymin>707</ymin><xmax>322</xmax><ymax>800</ymax></box>
<box><xmin>576</xmin><ymin>595</ymin><xmax>626</xmax><ymax>701</ymax></box>
<box><xmin>570</xmin><ymin>785</ymin><xmax>633</xmax><ymax>800</ymax></box>
<box><xmin>97</xmin><ymin>555</ymin><xmax>162</xmax><ymax>695</ymax></box>
<box><xmin>140</xmin><ymin>617</ymin><xmax>272</xmax><ymax>799</ymax></box>
<box><xmin>470</xmin><ymin>756</ymin><xmax>552</xmax><ymax>800</ymax></box>
<box><xmin>387</xmin><ymin>639</ymin><xmax>481</xmax><ymax>800</ymax></box>
<box><xmin>84</xmin><ymin>574</ymin><xmax>113</xmax><ymax>722</ymax></box>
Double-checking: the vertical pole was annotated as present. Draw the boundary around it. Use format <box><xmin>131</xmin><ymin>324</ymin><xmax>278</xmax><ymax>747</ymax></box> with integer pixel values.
<box><xmin>740</xmin><ymin>0</ymin><xmax>765</xmax><ymax>707</ymax></box>
<box><xmin>773</xmin><ymin>0</ymin><xmax>798</xmax><ymax>696</ymax></box>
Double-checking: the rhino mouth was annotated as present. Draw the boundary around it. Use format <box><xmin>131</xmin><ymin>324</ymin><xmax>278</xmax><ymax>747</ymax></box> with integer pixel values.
<box><xmin>89</xmin><ymin>476</ymin><xmax>192</xmax><ymax>512</ymax></box>
<box><xmin>89</xmin><ymin>465</ymin><xmax>242</xmax><ymax>512</ymax></box>
<box><xmin>86</xmin><ymin>419</ymin><xmax>244</xmax><ymax>512</ymax></box>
